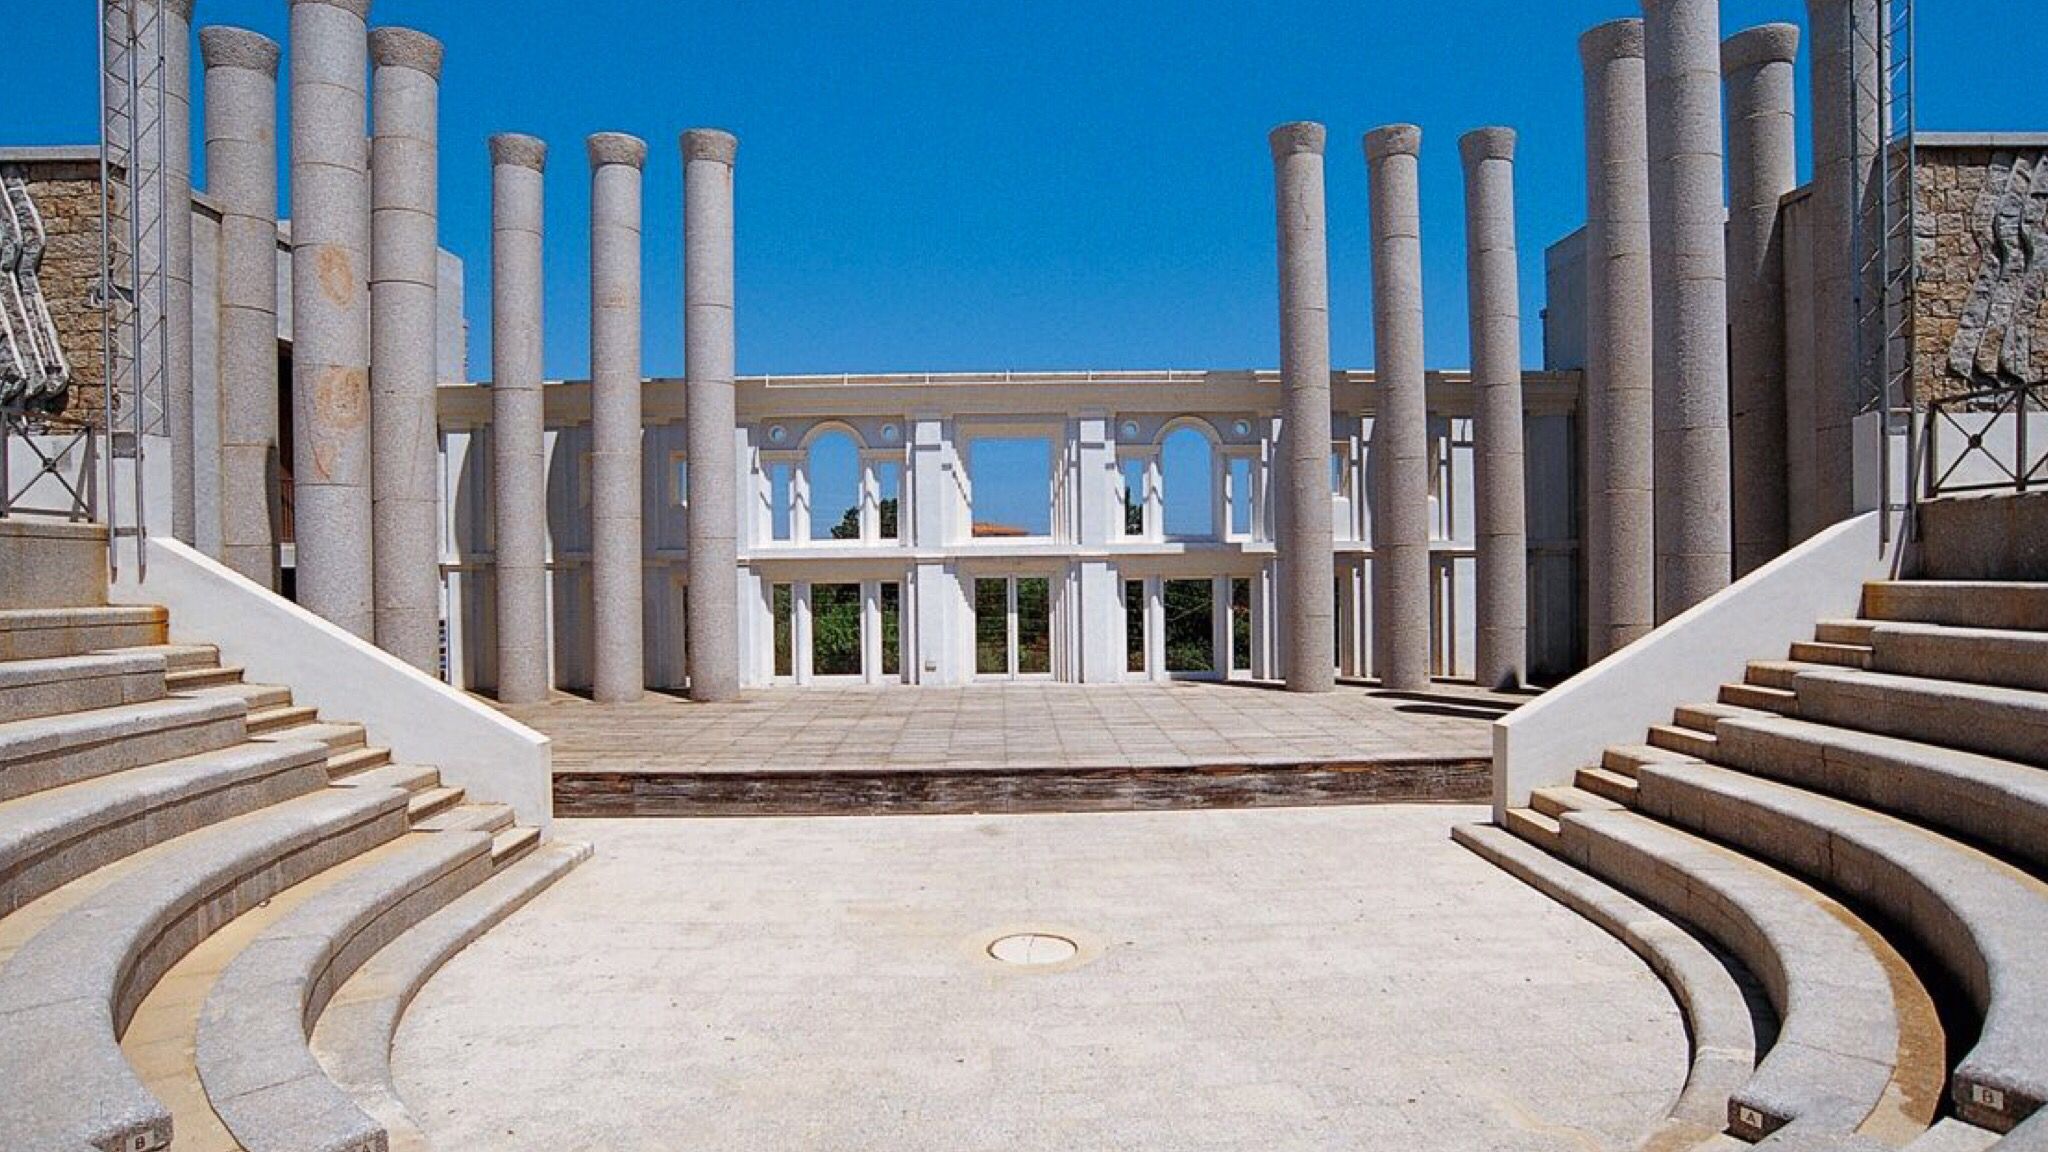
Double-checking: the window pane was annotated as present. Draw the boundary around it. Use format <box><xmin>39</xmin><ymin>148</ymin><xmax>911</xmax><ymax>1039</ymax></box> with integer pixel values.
<box><xmin>770</xmin><ymin>464</ymin><xmax>793</xmax><ymax>541</ymax></box>
<box><xmin>1125</xmin><ymin>579</ymin><xmax>1145</xmax><ymax>673</ymax></box>
<box><xmin>809</xmin><ymin>433</ymin><xmax>861</xmax><ymax>541</ymax></box>
<box><xmin>811</xmin><ymin>583</ymin><xmax>862</xmax><ymax>676</ymax></box>
<box><xmin>880</xmin><ymin>583</ymin><xmax>901</xmax><ymax>676</ymax></box>
<box><xmin>1229</xmin><ymin>458</ymin><xmax>1253</xmax><ymax>536</ymax></box>
<box><xmin>1121</xmin><ymin>458</ymin><xmax>1146</xmax><ymax>536</ymax></box>
<box><xmin>975</xmin><ymin>578</ymin><xmax>1008</xmax><ymax>675</ymax></box>
<box><xmin>969</xmin><ymin>437</ymin><xmax>1052</xmax><ymax>537</ymax></box>
<box><xmin>876</xmin><ymin>462</ymin><xmax>902</xmax><ymax>540</ymax></box>
<box><xmin>1164</xmin><ymin>579</ymin><xmax>1214</xmax><ymax>673</ymax></box>
<box><xmin>1330</xmin><ymin>452</ymin><xmax>1345</xmax><ymax>496</ymax></box>
<box><xmin>1016</xmin><ymin>578</ymin><xmax>1050</xmax><ymax>675</ymax></box>
<box><xmin>772</xmin><ymin>584</ymin><xmax>793</xmax><ymax>677</ymax></box>
<box><xmin>1162</xmin><ymin>428</ymin><xmax>1214</xmax><ymax>538</ymax></box>
<box><xmin>1231</xmin><ymin>577</ymin><xmax>1251</xmax><ymax>671</ymax></box>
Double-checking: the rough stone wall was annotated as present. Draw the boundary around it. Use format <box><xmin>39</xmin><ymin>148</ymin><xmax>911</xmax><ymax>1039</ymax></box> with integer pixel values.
<box><xmin>1915</xmin><ymin>145</ymin><xmax>2048</xmax><ymax>402</ymax></box>
<box><xmin>9</xmin><ymin>169</ymin><xmax>110</xmax><ymax>428</ymax></box>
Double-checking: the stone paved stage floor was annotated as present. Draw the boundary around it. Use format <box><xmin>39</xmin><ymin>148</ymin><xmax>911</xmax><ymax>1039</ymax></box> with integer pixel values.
<box><xmin>517</xmin><ymin>681</ymin><xmax>1520</xmax><ymax>815</ymax></box>
<box><xmin>394</xmin><ymin>805</ymin><xmax>1686</xmax><ymax>1151</ymax></box>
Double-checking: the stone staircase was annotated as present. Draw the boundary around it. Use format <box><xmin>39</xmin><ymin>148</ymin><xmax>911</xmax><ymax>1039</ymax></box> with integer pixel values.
<box><xmin>0</xmin><ymin>526</ymin><xmax>586</xmax><ymax>1152</ymax></box>
<box><xmin>1461</xmin><ymin>575</ymin><xmax>2048</xmax><ymax>1152</ymax></box>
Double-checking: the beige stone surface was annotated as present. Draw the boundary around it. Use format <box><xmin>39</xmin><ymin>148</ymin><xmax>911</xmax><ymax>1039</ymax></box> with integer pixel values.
<box><xmin>394</xmin><ymin>805</ymin><xmax>1687</xmax><ymax>1151</ymax></box>
<box><xmin>514</xmin><ymin>680</ymin><xmax>1509</xmax><ymax>774</ymax></box>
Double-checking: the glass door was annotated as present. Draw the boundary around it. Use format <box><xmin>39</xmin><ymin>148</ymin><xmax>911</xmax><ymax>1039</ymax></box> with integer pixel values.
<box><xmin>974</xmin><ymin>576</ymin><xmax>1052</xmax><ymax>679</ymax></box>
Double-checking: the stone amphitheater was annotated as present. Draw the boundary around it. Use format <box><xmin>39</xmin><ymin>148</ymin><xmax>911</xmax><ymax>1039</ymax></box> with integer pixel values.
<box><xmin>2</xmin><ymin>0</ymin><xmax>2047</xmax><ymax>1150</ymax></box>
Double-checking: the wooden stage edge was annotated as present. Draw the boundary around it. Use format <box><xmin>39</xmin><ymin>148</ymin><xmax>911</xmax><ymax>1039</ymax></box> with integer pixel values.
<box><xmin>552</xmin><ymin>756</ymin><xmax>1493</xmax><ymax>818</ymax></box>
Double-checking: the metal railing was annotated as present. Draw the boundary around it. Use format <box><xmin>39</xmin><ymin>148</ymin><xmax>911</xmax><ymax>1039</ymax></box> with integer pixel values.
<box><xmin>1924</xmin><ymin>380</ymin><xmax>2044</xmax><ymax>495</ymax></box>
<box><xmin>1</xmin><ymin>173</ymin><xmax>92</xmax><ymax>521</ymax></box>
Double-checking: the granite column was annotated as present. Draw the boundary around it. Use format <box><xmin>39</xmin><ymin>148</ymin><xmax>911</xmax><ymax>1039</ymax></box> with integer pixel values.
<box><xmin>683</xmin><ymin>130</ymin><xmax>741</xmax><ymax>702</ymax></box>
<box><xmin>1269</xmin><ymin>122</ymin><xmax>1336</xmax><ymax>693</ymax></box>
<box><xmin>200</xmin><ymin>26</ymin><xmax>282</xmax><ymax>589</ymax></box>
<box><xmin>1461</xmin><ymin>128</ymin><xmax>1527</xmax><ymax>690</ymax></box>
<box><xmin>1364</xmin><ymin>125</ymin><xmax>1434</xmax><ymax>692</ymax></box>
<box><xmin>490</xmin><ymin>134</ymin><xmax>550</xmax><ymax>704</ymax></box>
<box><xmin>589</xmin><ymin>133</ymin><xmax>649</xmax><ymax>704</ymax></box>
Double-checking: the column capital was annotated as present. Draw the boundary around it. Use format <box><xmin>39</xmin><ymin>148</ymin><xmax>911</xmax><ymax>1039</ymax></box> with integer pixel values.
<box><xmin>1267</xmin><ymin>122</ymin><xmax>1327</xmax><ymax>160</ymax></box>
<box><xmin>1722</xmin><ymin>23</ymin><xmax>1801</xmax><ymax>74</ymax></box>
<box><xmin>1459</xmin><ymin>127</ymin><xmax>1516</xmax><ymax>167</ymax></box>
<box><xmin>369</xmin><ymin>27</ymin><xmax>443</xmax><ymax>79</ymax></box>
<box><xmin>289</xmin><ymin>0</ymin><xmax>373</xmax><ymax>19</ymax></box>
<box><xmin>1363</xmin><ymin>124</ymin><xmax>1421</xmax><ymax>163</ymax></box>
<box><xmin>587</xmin><ymin>132</ymin><xmax>649</xmax><ymax>170</ymax></box>
<box><xmin>1580</xmin><ymin>18</ymin><xmax>1645</xmax><ymax>65</ymax></box>
<box><xmin>199</xmin><ymin>26</ymin><xmax>280</xmax><ymax>75</ymax></box>
<box><xmin>490</xmin><ymin>133</ymin><xmax>548</xmax><ymax>172</ymax></box>
<box><xmin>682</xmin><ymin>129</ymin><xmax>739</xmax><ymax>166</ymax></box>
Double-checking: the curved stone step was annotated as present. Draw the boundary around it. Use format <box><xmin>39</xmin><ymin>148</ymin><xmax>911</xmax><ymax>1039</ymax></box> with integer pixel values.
<box><xmin>1862</xmin><ymin>582</ymin><xmax>2048</xmax><ymax>634</ymax></box>
<box><xmin>0</xmin><ymin>737</ymin><xmax>332</xmax><ymax>917</ymax></box>
<box><xmin>1902</xmin><ymin>1118</ymin><xmax>2005</xmax><ymax>1152</ymax></box>
<box><xmin>197</xmin><ymin>830</ymin><xmax>494</xmax><ymax>1152</ymax></box>
<box><xmin>1454</xmin><ymin>823</ymin><xmax>1756</xmax><ymax>1147</ymax></box>
<box><xmin>1855</xmin><ymin>621</ymin><xmax>2048</xmax><ymax>694</ymax></box>
<box><xmin>1631</xmin><ymin>759</ymin><xmax>2048</xmax><ymax>1132</ymax></box>
<box><xmin>98</xmin><ymin>642</ymin><xmax>221</xmax><ymax>673</ymax></box>
<box><xmin>1550</xmin><ymin>805</ymin><xmax>1943</xmax><ymax>1144</ymax></box>
<box><xmin>0</xmin><ymin>650</ymin><xmax>164</xmax><ymax>724</ymax></box>
<box><xmin>1781</xmin><ymin>666</ymin><xmax>2048</xmax><ymax>770</ymax></box>
<box><xmin>311</xmin><ymin>841</ymin><xmax>589</xmax><ymax>1152</ymax></box>
<box><xmin>0</xmin><ymin>784</ymin><xmax>411</xmax><ymax>1152</ymax></box>
<box><xmin>1706</xmin><ymin>711</ymin><xmax>2048</xmax><ymax>874</ymax></box>
<box><xmin>0</xmin><ymin>691</ymin><xmax>250</xmax><ymax>802</ymax></box>
<box><xmin>0</xmin><ymin>604</ymin><xmax>167</xmax><ymax>660</ymax></box>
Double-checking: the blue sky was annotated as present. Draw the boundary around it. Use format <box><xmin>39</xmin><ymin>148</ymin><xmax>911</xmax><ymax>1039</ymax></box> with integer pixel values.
<box><xmin>13</xmin><ymin>1</ymin><xmax>2048</xmax><ymax>382</ymax></box>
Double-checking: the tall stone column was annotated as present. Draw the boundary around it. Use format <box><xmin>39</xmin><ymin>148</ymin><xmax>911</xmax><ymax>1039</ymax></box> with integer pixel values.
<box><xmin>288</xmin><ymin>0</ymin><xmax>375</xmax><ymax>637</ymax></box>
<box><xmin>490</xmin><ymin>134</ymin><xmax>550</xmax><ymax>705</ymax></box>
<box><xmin>1806</xmin><ymin>0</ymin><xmax>1886</xmax><ymax>528</ymax></box>
<box><xmin>1643</xmin><ymin>0</ymin><xmax>1732</xmax><ymax>620</ymax></box>
<box><xmin>1364</xmin><ymin>125</ymin><xmax>1434</xmax><ymax>693</ymax></box>
<box><xmin>588</xmin><ymin>133</ymin><xmax>648</xmax><ymax>704</ymax></box>
<box><xmin>1580</xmin><ymin>19</ymin><xmax>1657</xmax><ymax>659</ymax></box>
<box><xmin>369</xmin><ymin>27</ymin><xmax>443</xmax><ymax>674</ymax></box>
<box><xmin>1723</xmin><ymin>24</ymin><xmax>1801</xmax><ymax>576</ymax></box>
<box><xmin>200</xmin><ymin>26</ymin><xmax>282</xmax><ymax>589</ymax></box>
<box><xmin>1269</xmin><ymin>122</ymin><xmax>1336</xmax><ymax>694</ymax></box>
<box><xmin>1461</xmin><ymin>128</ymin><xmax>1527</xmax><ymax>691</ymax></box>
<box><xmin>683</xmin><ymin>130</ymin><xmax>741</xmax><ymax>703</ymax></box>
<box><xmin>164</xmin><ymin>0</ymin><xmax>197</xmax><ymax>543</ymax></box>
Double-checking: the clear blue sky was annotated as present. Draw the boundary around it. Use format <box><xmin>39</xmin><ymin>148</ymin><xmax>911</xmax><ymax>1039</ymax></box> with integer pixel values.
<box><xmin>13</xmin><ymin>1</ymin><xmax>2047</xmax><ymax>382</ymax></box>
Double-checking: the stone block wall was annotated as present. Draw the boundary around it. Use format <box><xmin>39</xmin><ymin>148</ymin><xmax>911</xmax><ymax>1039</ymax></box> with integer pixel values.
<box><xmin>1914</xmin><ymin>139</ymin><xmax>2048</xmax><ymax>403</ymax></box>
<box><xmin>6</xmin><ymin>160</ymin><xmax>109</xmax><ymax>427</ymax></box>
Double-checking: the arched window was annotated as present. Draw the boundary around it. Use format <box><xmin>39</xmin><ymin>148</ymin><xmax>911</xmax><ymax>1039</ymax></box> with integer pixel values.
<box><xmin>806</xmin><ymin>430</ymin><xmax>861</xmax><ymax>541</ymax></box>
<box><xmin>1160</xmin><ymin>426</ymin><xmax>1216</xmax><ymax>539</ymax></box>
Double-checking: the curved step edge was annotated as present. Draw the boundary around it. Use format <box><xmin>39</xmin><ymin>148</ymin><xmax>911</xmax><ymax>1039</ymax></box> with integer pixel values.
<box><xmin>1454</xmin><ymin>823</ymin><xmax>1754</xmax><ymax>1148</ymax></box>
<box><xmin>196</xmin><ymin>830</ymin><xmax>497</xmax><ymax>1152</ymax></box>
<box><xmin>1633</xmin><ymin>759</ymin><xmax>2048</xmax><ymax>1132</ymax></box>
<box><xmin>0</xmin><ymin>784</ymin><xmax>412</xmax><ymax>1152</ymax></box>
<box><xmin>1553</xmin><ymin>806</ymin><xmax>1941</xmax><ymax>1145</ymax></box>
<box><xmin>312</xmin><ymin>840</ymin><xmax>591</xmax><ymax>1151</ymax></box>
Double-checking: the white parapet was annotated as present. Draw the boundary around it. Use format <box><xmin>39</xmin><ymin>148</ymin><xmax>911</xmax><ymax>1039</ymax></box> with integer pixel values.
<box><xmin>107</xmin><ymin>535</ymin><xmax>553</xmax><ymax>831</ymax></box>
<box><xmin>1492</xmin><ymin>510</ymin><xmax>1886</xmax><ymax>818</ymax></box>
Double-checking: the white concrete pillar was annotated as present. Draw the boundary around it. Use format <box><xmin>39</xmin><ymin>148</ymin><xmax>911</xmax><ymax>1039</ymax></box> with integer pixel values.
<box><xmin>1461</xmin><ymin>127</ymin><xmax>1527</xmax><ymax>690</ymax></box>
<box><xmin>288</xmin><ymin>0</ymin><xmax>375</xmax><ymax>637</ymax></box>
<box><xmin>1723</xmin><ymin>24</ymin><xmax>1801</xmax><ymax>576</ymax></box>
<box><xmin>1269</xmin><ymin>122</ymin><xmax>1336</xmax><ymax>694</ymax></box>
<box><xmin>1580</xmin><ymin>19</ymin><xmax>1658</xmax><ymax>659</ymax></box>
<box><xmin>588</xmin><ymin>132</ymin><xmax>648</xmax><ymax>704</ymax></box>
<box><xmin>200</xmin><ymin>26</ymin><xmax>282</xmax><ymax>589</ymax></box>
<box><xmin>1805</xmin><ymin>0</ymin><xmax>1886</xmax><ymax>528</ymax></box>
<box><xmin>368</xmin><ymin>27</ymin><xmax>443</xmax><ymax>674</ymax></box>
<box><xmin>490</xmin><ymin>134</ymin><xmax>550</xmax><ymax>704</ymax></box>
<box><xmin>1643</xmin><ymin>0</ymin><xmax>1733</xmax><ymax>620</ymax></box>
<box><xmin>683</xmin><ymin>129</ymin><xmax>741</xmax><ymax>702</ymax></box>
<box><xmin>1364</xmin><ymin>124</ymin><xmax>1434</xmax><ymax>692</ymax></box>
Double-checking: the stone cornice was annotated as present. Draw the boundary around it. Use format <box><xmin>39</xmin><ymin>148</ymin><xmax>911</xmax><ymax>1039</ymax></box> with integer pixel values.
<box><xmin>369</xmin><ymin>27</ymin><xmax>444</xmax><ymax>79</ymax></box>
<box><xmin>587</xmin><ymin>133</ymin><xmax>649</xmax><ymax>170</ymax></box>
<box><xmin>1364</xmin><ymin>125</ymin><xmax>1422</xmax><ymax>163</ymax></box>
<box><xmin>1580</xmin><ymin>18</ymin><xmax>1645</xmax><ymax>65</ymax></box>
<box><xmin>1721</xmin><ymin>23</ymin><xmax>1801</xmax><ymax>74</ymax></box>
<box><xmin>489</xmin><ymin>134</ymin><xmax>548</xmax><ymax>172</ymax></box>
<box><xmin>681</xmin><ymin>129</ymin><xmax>739</xmax><ymax>166</ymax></box>
<box><xmin>199</xmin><ymin>26</ymin><xmax>280</xmax><ymax>76</ymax></box>
<box><xmin>1459</xmin><ymin>127</ymin><xmax>1516</xmax><ymax>166</ymax></box>
<box><xmin>1267</xmin><ymin>122</ymin><xmax>1327</xmax><ymax>160</ymax></box>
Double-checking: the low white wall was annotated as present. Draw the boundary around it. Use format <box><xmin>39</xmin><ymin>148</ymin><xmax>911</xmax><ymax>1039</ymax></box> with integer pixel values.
<box><xmin>109</xmin><ymin>536</ymin><xmax>552</xmax><ymax>831</ymax></box>
<box><xmin>1492</xmin><ymin>512</ymin><xmax>1887</xmax><ymax>818</ymax></box>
